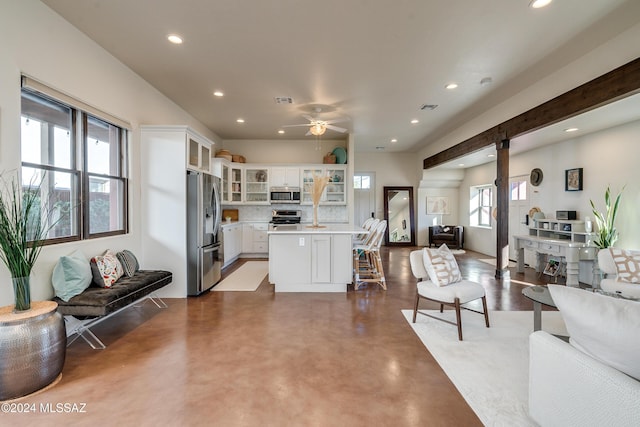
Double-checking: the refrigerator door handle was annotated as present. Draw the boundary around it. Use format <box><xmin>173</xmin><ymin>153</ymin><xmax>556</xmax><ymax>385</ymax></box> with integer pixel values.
<box><xmin>211</xmin><ymin>179</ymin><xmax>221</xmax><ymax>238</ymax></box>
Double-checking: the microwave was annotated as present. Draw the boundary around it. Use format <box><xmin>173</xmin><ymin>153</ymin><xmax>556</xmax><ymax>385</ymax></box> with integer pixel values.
<box><xmin>270</xmin><ymin>187</ymin><xmax>301</xmax><ymax>204</ymax></box>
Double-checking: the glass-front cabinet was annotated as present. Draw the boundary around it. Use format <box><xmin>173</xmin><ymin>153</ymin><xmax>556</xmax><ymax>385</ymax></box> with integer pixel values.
<box><xmin>244</xmin><ymin>167</ymin><xmax>269</xmax><ymax>204</ymax></box>
<box><xmin>187</xmin><ymin>135</ymin><xmax>212</xmax><ymax>173</ymax></box>
<box><xmin>301</xmin><ymin>166</ymin><xmax>346</xmax><ymax>205</ymax></box>
<box><xmin>221</xmin><ymin>161</ymin><xmax>230</xmax><ymax>203</ymax></box>
<box><xmin>230</xmin><ymin>165</ymin><xmax>243</xmax><ymax>203</ymax></box>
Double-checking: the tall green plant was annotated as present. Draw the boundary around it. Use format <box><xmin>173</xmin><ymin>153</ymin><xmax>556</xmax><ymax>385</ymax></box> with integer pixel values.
<box><xmin>589</xmin><ymin>185</ymin><xmax>624</xmax><ymax>249</ymax></box>
<box><xmin>0</xmin><ymin>172</ymin><xmax>56</xmax><ymax>310</ymax></box>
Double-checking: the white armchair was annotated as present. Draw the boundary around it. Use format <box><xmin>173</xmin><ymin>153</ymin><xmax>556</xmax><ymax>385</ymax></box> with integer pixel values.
<box><xmin>597</xmin><ymin>248</ymin><xmax>640</xmax><ymax>298</ymax></box>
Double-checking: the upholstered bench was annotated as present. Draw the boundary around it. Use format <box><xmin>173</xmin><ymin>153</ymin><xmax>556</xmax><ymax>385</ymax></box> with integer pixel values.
<box><xmin>54</xmin><ymin>270</ymin><xmax>172</xmax><ymax>349</ymax></box>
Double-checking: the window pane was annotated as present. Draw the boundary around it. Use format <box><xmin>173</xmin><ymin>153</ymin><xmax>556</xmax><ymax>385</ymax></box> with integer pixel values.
<box><xmin>353</xmin><ymin>176</ymin><xmax>361</xmax><ymax>189</ymax></box>
<box><xmin>87</xmin><ymin>116</ymin><xmax>120</xmax><ymax>175</ymax></box>
<box><xmin>480</xmin><ymin>207</ymin><xmax>491</xmax><ymax>225</ymax></box>
<box><xmin>21</xmin><ymin>91</ymin><xmax>72</xmax><ymax>168</ymax></box>
<box><xmin>361</xmin><ymin>176</ymin><xmax>370</xmax><ymax>189</ymax></box>
<box><xmin>89</xmin><ymin>176</ymin><xmax>125</xmax><ymax>234</ymax></box>
<box><xmin>518</xmin><ymin>181</ymin><xmax>527</xmax><ymax>200</ymax></box>
<box><xmin>20</xmin><ymin>167</ymin><xmax>78</xmax><ymax>240</ymax></box>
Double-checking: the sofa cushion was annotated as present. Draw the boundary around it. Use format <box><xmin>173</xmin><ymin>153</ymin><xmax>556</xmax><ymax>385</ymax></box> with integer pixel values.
<box><xmin>51</xmin><ymin>250</ymin><xmax>92</xmax><ymax>302</ymax></box>
<box><xmin>54</xmin><ymin>270</ymin><xmax>173</xmax><ymax>317</ymax></box>
<box><xmin>116</xmin><ymin>249</ymin><xmax>140</xmax><ymax>277</ymax></box>
<box><xmin>91</xmin><ymin>249</ymin><xmax>124</xmax><ymax>288</ymax></box>
<box><xmin>548</xmin><ymin>285</ymin><xmax>640</xmax><ymax>381</ymax></box>
<box><xmin>610</xmin><ymin>248</ymin><xmax>640</xmax><ymax>284</ymax></box>
<box><xmin>422</xmin><ymin>244</ymin><xmax>462</xmax><ymax>286</ymax></box>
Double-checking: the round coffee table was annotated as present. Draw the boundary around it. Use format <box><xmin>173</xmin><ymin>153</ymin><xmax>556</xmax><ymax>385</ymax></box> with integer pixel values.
<box><xmin>522</xmin><ymin>286</ymin><xmax>556</xmax><ymax>331</ymax></box>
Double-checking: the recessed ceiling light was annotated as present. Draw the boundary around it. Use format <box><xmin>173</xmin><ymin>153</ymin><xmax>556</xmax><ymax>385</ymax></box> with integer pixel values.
<box><xmin>445</xmin><ymin>83</ymin><xmax>458</xmax><ymax>90</ymax></box>
<box><xmin>564</xmin><ymin>127</ymin><xmax>579</xmax><ymax>132</ymax></box>
<box><xmin>167</xmin><ymin>34</ymin><xmax>183</xmax><ymax>44</ymax></box>
<box><xmin>529</xmin><ymin>0</ymin><xmax>552</xmax><ymax>9</ymax></box>
<box><xmin>278</xmin><ymin>130</ymin><xmax>285</xmax><ymax>134</ymax></box>
<box><xmin>487</xmin><ymin>154</ymin><xmax>495</xmax><ymax>158</ymax></box>
<box><xmin>390</xmin><ymin>138</ymin><xmax>398</xmax><ymax>143</ymax></box>
<box><xmin>458</xmin><ymin>163</ymin><xmax>465</xmax><ymax>167</ymax></box>
<box><xmin>236</xmin><ymin>118</ymin><xmax>245</xmax><ymax>123</ymax></box>
<box><xmin>213</xmin><ymin>90</ymin><xmax>224</xmax><ymax>97</ymax></box>
<box><xmin>410</xmin><ymin>119</ymin><xmax>419</xmax><ymax>124</ymax></box>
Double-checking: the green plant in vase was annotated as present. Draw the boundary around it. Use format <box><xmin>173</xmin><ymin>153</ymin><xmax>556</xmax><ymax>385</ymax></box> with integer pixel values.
<box><xmin>0</xmin><ymin>172</ymin><xmax>55</xmax><ymax>312</ymax></box>
<box><xmin>589</xmin><ymin>185</ymin><xmax>624</xmax><ymax>249</ymax></box>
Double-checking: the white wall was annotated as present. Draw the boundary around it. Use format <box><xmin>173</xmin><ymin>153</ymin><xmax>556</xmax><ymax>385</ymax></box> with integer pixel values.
<box><xmin>460</xmin><ymin>119</ymin><xmax>640</xmax><ymax>256</ymax></box>
<box><xmin>222</xmin><ymin>139</ymin><xmax>347</xmax><ymax>164</ymax></box>
<box><xmin>0</xmin><ymin>1</ymin><xmax>218</xmax><ymax>306</ymax></box>
<box><xmin>354</xmin><ymin>152</ymin><xmax>419</xmax><ymax>220</ymax></box>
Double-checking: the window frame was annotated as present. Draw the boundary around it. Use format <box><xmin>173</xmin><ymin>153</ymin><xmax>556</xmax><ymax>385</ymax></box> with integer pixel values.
<box><xmin>20</xmin><ymin>81</ymin><xmax>129</xmax><ymax>244</ymax></box>
<box><xmin>470</xmin><ymin>184</ymin><xmax>493</xmax><ymax>229</ymax></box>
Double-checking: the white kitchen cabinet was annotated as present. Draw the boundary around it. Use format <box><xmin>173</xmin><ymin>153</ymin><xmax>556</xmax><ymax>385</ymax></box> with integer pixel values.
<box><xmin>187</xmin><ymin>134</ymin><xmax>212</xmax><ymax>173</ymax></box>
<box><xmin>222</xmin><ymin>223</ymin><xmax>243</xmax><ymax>267</ymax></box>
<box><xmin>244</xmin><ymin>167</ymin><xmax>269</xmax><ymax>204</ymax></box>
<box><xmin>301</xmin><ymin>166</ymin><xmax>347</xmax><ymax>205</ymax></box>
<box><xmin>242</xmin><ymin>222</ymin><xmax>269</xmax><ymax>255</ymax></box>
<box><xmin>229</xmin><ymin>164</ymin><xmax>243</xmax><ymax>204</ymax></box>
<box><xmin>270</xmin><ymin>167</ymin><xmax>300</xmax><ymax>188</ymax></box>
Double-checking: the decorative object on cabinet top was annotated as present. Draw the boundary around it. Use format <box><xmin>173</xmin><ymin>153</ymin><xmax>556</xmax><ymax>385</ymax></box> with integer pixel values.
<box><xmin>232</xmin><ymin>154</ymin><xmax>246</xmax><ymax>163</ymax></box>
<box><xmin>323</xmin><ymin>152</ymin><xmax>336</xmax><ymax>164</ymax></box>
<box><xmin>216</xmin><ymin>149</ymin><xmax>232</xmax><ymax>161</ymax></box>
<box><xmin>332</xmin><ymin>147</ymin><xmax>347</xmax><ymax>164</ymax></box>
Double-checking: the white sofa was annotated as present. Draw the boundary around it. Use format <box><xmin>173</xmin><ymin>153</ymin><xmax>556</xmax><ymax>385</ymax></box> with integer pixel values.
<box><xmin>529</xmin><ymin>285</ymin><xmax>640</xmax><ymax>426</ymax></box>
<box><xmin>529</xmin><ymin>331</ymin><xmax>640</xmax><ymax>426</ymax></box>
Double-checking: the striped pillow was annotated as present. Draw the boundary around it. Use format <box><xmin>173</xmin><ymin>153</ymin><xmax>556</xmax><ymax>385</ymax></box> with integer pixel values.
<box><xmin>116</xmin><ymin>250</ymin><xmax>140</xmax><ymax>277</ymax></box>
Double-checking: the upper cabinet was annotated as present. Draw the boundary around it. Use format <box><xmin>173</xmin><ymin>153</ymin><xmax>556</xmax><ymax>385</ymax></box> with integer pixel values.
<box><xmin>270</xmin><ymin>167</ymin><xmax>300</xmax><ymax>188</ymax></box>
<box><xmin>301</xmin><ymin>166</ymin><xmax>347</xmax><ymax>205</ymax></box>
<box><xmin>187</xmin><ymin>134</ymin><xmax>212</xmax><ymax>173</ymax></box>
<box><xmin>244</xmin><ymin>167</ymin><xmax>269</xmax><ymax>204</ymax></box>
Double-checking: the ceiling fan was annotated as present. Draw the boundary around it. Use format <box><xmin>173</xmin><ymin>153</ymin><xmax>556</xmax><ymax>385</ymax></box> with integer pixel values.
<box><xmin>283</xmin><ymin>107</ymin><xmax>349</xmax><ymax>136</ymax></box>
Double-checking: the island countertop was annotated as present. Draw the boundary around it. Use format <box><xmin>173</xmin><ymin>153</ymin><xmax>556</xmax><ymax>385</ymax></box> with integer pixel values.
<box><xmin>267</xmin><ymin>224</ymin><xmax>366</xmax><ymax>235</ymax></box>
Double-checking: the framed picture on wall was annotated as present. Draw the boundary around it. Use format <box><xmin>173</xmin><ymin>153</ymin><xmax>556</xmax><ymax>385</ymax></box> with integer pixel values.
<box><xmin>427</xmin><ymin>196</ymin><xmax>450</xmax><ymax>214</ymax></box>
<box><xmin>565</xmin><ymin>168</ymin><xmax>583</xmax><ymax>191</ymax></box>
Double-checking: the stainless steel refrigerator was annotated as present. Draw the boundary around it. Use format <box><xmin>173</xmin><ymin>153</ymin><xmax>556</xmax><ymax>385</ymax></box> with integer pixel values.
<box><xmin>187</xmin><ymin>170</ymin><xmax>222</xmax><ymax>295</ymax></box>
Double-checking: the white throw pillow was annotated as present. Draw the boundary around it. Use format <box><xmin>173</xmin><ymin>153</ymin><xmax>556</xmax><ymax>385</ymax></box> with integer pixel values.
<box><xmin>609</xmin><ymin>248</ymin><xmax>640</xmax><ymax>284</ymax></box>
<box><xmin>422</xmin><ymin>244</ymin><xmax>462</xmax><ymax>286</ymax></box>
<box><xmin>548</xmin><ymin>285</ymin><xmax>640</xmax><ymax>381</ymax></box>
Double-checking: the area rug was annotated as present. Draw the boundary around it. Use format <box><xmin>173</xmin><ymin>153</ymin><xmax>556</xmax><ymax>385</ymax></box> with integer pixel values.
<box><xmin>479</xmin><ymin>258</ymin><xmax>516</xmax><ymax>268</ymax></box>
<box><xmin>402</xmin><ymin>309</ymin><xmax>567</xmax><ymax>426</ymax></box>
<box><xmin>212</xmin><ymin>261</ymin><xmax>268</xmax><ymax>291</ymax></box>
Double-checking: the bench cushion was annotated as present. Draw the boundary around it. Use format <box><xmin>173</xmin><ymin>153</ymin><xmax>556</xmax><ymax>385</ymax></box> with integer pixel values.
<box><xmin>54</xmin><ymin>270</ymin><xmax>172</xmax><ymax>317</ymax></box>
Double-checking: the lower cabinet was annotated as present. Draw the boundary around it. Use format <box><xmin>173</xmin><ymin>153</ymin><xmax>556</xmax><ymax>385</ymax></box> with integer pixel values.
<box><xmin>242</xmin><ymin>223</ymin><xmax>268</xmax><ymax>255</ymax></box>
<box><xmin>222</xmin><ymin>223</ymin><xmax>243</xmax><ymax>267</ymax></box>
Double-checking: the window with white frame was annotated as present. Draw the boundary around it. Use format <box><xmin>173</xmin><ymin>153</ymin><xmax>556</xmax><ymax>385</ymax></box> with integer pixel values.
<box><xmin>353</xmin><ymin>174</ymin><xmax>371</xmax><ymax>189</ymax></box>
<box><xmin>20</xmin><ymin>77</ymin><xmax>129</xmax><ymax>244</ymax></box>
<box><xmin>510</xmin><ymin>179</ymin><xmax>527</xmax><ymax>201</ymax></box>
<box><xmin>470</xmin><ymin>185</ymin><xmax>493</xmax><ymax>227</ymax></box>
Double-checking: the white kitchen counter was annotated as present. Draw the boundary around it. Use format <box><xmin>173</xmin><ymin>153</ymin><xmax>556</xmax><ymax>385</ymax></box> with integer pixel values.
<box><xmin>268</xmin><ymin>225</ymin><xmax>366</xmax><ymax>292</ymax></box>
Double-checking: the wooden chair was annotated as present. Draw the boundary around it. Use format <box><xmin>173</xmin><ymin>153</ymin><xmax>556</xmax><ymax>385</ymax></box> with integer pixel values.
<box><xmin>409</xmin><ymin>249</ymin><xmax>489</xmax><ymax>340</ymax></box>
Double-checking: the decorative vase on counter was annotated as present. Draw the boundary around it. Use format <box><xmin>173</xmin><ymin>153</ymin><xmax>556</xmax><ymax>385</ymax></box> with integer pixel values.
<box><xmin>313</xmin><ymin>203</ymin><xmax>319</xmax><ymax>228</ymax></box>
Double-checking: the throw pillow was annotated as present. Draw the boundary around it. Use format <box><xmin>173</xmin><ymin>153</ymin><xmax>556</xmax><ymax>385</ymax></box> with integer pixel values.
<box><xmin>51</xmin><ymin>250</ymin><xmax>92</xmax><ymax>302</ymax></box>
<box><xmin>548</xmin><ymin>284</ymin><xmax>640</xmax><ymax>381</ymax></box>
<box><xmin>422</xmin><ymin>244</ymin><xmax>462</xmax><ymax>286</ymax></box>
<box><xmin>609</xmin><ymin>248</ymin><xmax>640</xmax><ymax>284</ymax></box>
<box><xmin>116</xmin><ymin>249</ymin><xmax>140</xmax><ymax>277</ymax></box>
<box><xmin>90</xmin><ymin>249</ymin><xmax>124</xmax><ymax>288</ymax></box>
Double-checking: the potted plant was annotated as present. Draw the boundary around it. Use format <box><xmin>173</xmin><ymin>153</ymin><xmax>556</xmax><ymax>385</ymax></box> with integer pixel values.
<box><xmin>0</xmin><ymin>171</ymin><xmax>53</xmax><ymax>312</ymax></box>
<box><xmin>589</xmin><ymin>185</ymin><xmax>624</xmax><ymax>249</ymax></box>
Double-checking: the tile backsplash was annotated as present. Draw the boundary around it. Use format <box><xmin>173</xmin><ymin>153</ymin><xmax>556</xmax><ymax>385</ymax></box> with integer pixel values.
<box><xmin>226</xmin><ymin>204</ymin><xmax>348</xmax><ymax>223</ymax></box>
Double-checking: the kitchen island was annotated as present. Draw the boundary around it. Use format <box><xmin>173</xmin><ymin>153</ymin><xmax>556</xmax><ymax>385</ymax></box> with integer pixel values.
<box><xmin>268</xmin><ymin>224</ymin><xmax>366</xmax><ymax>292</ymax></box>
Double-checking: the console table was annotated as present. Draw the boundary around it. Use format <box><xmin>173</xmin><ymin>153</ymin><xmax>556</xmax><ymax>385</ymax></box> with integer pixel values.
<box><xmin>514</xmin><ymin>235</ymin><xmax>597</xmax><ymax>287</ymax></box>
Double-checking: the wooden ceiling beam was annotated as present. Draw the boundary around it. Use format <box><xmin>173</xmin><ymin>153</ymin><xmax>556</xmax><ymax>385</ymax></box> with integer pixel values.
<box><xmin>423</xmin><ymin>57</ymin><xmax>640</xmax><ymax>169</ymax></box>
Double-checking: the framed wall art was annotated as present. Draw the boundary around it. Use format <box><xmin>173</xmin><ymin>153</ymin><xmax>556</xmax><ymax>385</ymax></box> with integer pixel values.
<box><xmin>565</xmin><ymin>168</ymin><xmax>583</xmax><ymax>191</ymax></box>
<box><xmin>427</xmin><ymin>196</ymin><xmax>450</xmax><ymax>214</ymax></box>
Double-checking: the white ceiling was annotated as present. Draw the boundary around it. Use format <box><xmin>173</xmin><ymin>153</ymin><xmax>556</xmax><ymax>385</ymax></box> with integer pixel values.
<box><xmin>41</xmin><ymin>0</ymin><xmax>636</xmax><ymax>154</ymax></box>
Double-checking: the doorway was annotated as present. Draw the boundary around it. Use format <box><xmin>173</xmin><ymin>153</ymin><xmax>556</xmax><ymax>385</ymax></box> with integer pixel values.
<box><xmin>508</xmin><ymin>175</ymin><xmax>529</xmax><ymax>261</ymax></box>
<box><xmin>354</xmin><ymin>172</ymin><xmax>375</xmax><ymax>226</ymax></box>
